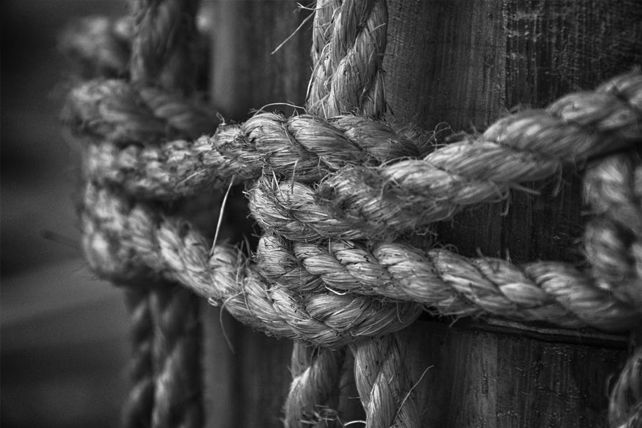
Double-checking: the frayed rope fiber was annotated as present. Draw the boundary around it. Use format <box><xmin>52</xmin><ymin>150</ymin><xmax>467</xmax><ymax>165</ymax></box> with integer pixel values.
<box><xmin>64</xmin><ymin>74</ymin><xmax>642</xmax><ymax>239</ymax></box>
<box><xmin>74</xmin><ymin>74</ymin><xmax>642</xmax><ymax>341</ymax></box>
<box><xmin>62</xmin><ymin>0</ymin><xmax>642</xmax><ymax>425</ymax></box>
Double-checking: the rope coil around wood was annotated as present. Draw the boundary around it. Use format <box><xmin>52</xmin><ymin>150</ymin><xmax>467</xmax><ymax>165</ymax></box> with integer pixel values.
<box><xmin>65</xmin><ymin>74</ymin><xmax>642</xmax><ymax>239</ymax></box>
<box><xmin>64</xmin><ymin>1</ymin><xmax>207</xmax><ymax>427</ymax></box>
<box><xmin>62</xmin><ymin>1</ymin><xmax>640</xmax><ymax>426</ymax></box>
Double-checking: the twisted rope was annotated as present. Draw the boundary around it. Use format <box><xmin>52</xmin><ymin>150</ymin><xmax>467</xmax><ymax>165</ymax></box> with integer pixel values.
<box><xmin>307</xmin><ymin>0</ymin><xmax>387</xmax><ymax>117</ymax></box>
<box><xmin>251</xmin><ymin>75</ymin><xmax>642</xmax><ymax>241</ymax></box>
<box><xmin>59</xmin><ymin>16</ymin><xmax>132</xmax><ymax>78</ymax></box>
<box><xmin>63</xmin><ymin>0</ymin><xmax>642</xmax><ymax>424</ymax></box>
<box><xmin>130</xmin><ymin>0</ymin><xmax>200</xmax><ymax>95</ymax></box>
<box><xmin>292</xmin><ymin>2</ymin><xmax>420</xmax><ymax>425</ymax></box>
<box><xmin>82</xmin><ymin>182</ymin><xmax>421</xmax><ymax>347</ymax></box>
<box><xmin>351</xmin><ymin>335</ymin><xmax>420</xmax><ymax>428</ymax></box>
<box><xmin>584</xmin><ymin>153</ymin><xmax>642</xmax><ymax>309</ymax></box>
<box><xmin>66</xmin><ymin>1</ymin><xmax>208</xmax><ymax>427</ymax></box>
<box><xmin>610</xmin><ymin>346</ymin><xmax>642</xmax><ymax>428</ymax></box>
<box><xmin>64</xmin><ymin>98</ymin><xmax>419</xmax><ymax>198</ymax></box>
<box><xmin>284</xmin><ymin>344</ymin><xmax>346</xmax><ymax>427</ymax></box>
<box><xmin>256</xmin><ymin>233</ymin><xmax>640</xmax><ymax>331</ymax></box>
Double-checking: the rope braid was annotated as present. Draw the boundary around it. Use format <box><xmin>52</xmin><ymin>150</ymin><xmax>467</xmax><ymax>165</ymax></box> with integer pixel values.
<box><xmin>65</xmin><ymin>74</ymin><xmax>642</xmax><ymax>239</ymax></box>
<box><xmin>286</xmin><ymin>2</ymin><xmax>421</xmax><ymax>426</ymax></box>
<box><xmin>351</xmin><ymin>335</ymin><xmax>420</xmax><ymax>428</ymax></box>
<box><xmin>610</xmin><ymin>346</ymin><xmax>642</xmax><ymax>428</ymax></box>
<box><xmin>81</xmin><ymin>181</ymin><xmax>421</xmax><ymax>346</ymax></box>
<box><xmin>61</xmin><ymin>0</ymin><xmax>642</xmax><ymax>425</ymax></box>
<box><xmin>68</xmin><ymin>1</ymin><xmax>207</xmax><ymax>426</ymax></box>
<box><xmin>284</xmin><ymin>344</ymin><xmax>346</xmax><ymax>427</ymax></box>
<box><xmin>307</xmin><ymin>0</ymin><xmax>387</xmax><ymax>118</ymax></box>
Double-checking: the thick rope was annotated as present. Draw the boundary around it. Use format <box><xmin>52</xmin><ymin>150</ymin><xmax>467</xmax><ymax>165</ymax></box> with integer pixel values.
<box><xmin>59</xmin><ymin>16</ymin><xmax>132</xmax><ymax>79</ymax></box>
<box><xmin>122</xmin><ymin>284</ymin><xmax>203</xmax><ymax>428</ymax></box>
<box><xmin>351</xmin><ymin>335</ymin><xmax>420</xmax><ymax>428</ymax></box>
<box><xmin>584</xmin><ymin>152</ymin><xmax>642</xmax><ymax>310</ymax></box>
<box><xmin>63</xmin><ymin>95</ymin><xmax>419</xmax><ymax>197</ymax></box>
<box><xmin>284</xmin><ymin>344</ymin><xmax>346</xmax><ymax>427</ymax></box>
<box><xmin>307</xmin><ymin>0</ymin><xmax>387</xmax><ymax>117</ymax></box>
<box><xmin>81</xmin><ymin>182</ymin><xmax>421</xmax><ymax>347</ymax></box>
<box><xmin>129</xmin><ymin>0</ymin><xmax>200</xmax><ymax>95</ymax></box>
<box><xmin>59</xmin><ymin>13</ymin><xmax>212</xmax><ymax>86</ymax></box>
<box><xmin>610</xmin><ymin>346</ymin><xmax>642</xmax><ymax>428</ymax></box>
<box><xmin>251</xmin><ymin>75</ymin><xmax>642</xmax><ymax>241</ymax></box>
<box><xmin>67</xmin><ymin>1</ymin><xmax>207</xmax><ymax>427</ymax></box>
<box><xmin>256</xmin><ymin>234</ymin><xmax>640</xmax><ymax>331</ymax></box>
<box><xmin>65</xmin><ymin>74</ymin><xmax>642</xmax><ymax>237</ymax></box>
<box><xmin>287</xmin><ymin>2</ymin><xmax>421</xmax><ymax>425</ymax></box>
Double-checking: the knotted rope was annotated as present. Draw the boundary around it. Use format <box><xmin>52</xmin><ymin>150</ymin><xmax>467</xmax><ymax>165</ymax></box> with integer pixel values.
<box><xmin>62</xmin><ymin>0</ymin><xmax>642</xmax><ymax>426</ymax></box>
<box><xmin>65</xmin><ymin>1</ymin><xmax>209</xmax><ymax>427</ymax></box>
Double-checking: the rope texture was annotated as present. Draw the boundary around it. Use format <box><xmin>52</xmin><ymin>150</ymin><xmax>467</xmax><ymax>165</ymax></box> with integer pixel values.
<box><xmin>66</xmin><ymin>1</ymin><xmax>207</xmax><ymax>427</ymax></box>
<box><xmin>307</xmin><ymin>0</ymin><xmax>387</xmax><ymax>118</ymax></box>
<box><xmin>62</xmin><ymin>1</ymin><xmax>642</xmax><ymax>426</ymax></box>
<box><xmin>351</xmin><ymin>335</ymin><xmax>420</xmax><ymax>428</ymax></box>
<box><xmin>284</xmin><ymin>2</ymin><xmax>420</xmax><ymax>425</ymax></box>
<box><xmin>610</xmin><ymin>347</ymin><xmax>642</xmax><ymax>428</ymax></box>
<box><xmin>65</xmin><ymin>75</ymin><xmax>642</xmax><ymax>238</ymax></box>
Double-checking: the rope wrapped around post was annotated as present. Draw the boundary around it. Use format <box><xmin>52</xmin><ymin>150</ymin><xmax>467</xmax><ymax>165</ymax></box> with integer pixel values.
<box><xmin>65</xmin><ymin>1</ymin><xmax>210</xmax><ymax>427</ymax></box>
<box><xmin>61</xmin><ymin>0</ymin><xmax>642</xmax><ymax>426</ymax></box>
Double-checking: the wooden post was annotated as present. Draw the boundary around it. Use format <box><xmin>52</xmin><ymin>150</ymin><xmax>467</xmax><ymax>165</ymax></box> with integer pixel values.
<box><xmin>203</xmin><ymin>0</ymin><xmax>642</xmax><ymax>426</ymax></box>
<box><xmin>384</xmin><ymin>1</ymin><xmax>641</xmax><ymax>426</ymax></box>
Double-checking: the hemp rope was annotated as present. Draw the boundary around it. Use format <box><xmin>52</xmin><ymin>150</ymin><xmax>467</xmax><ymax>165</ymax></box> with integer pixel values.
<box><xmin>284</xmin><ymin>2</ymin><xmax>421</xmax><ymax>425</ymax></box>
<box><xmin>69</xmin><ymin>1</ymin><xmax>206</xmax><ymax>427</ymax></box>
<box><xmin>307</xmin><ymin>0</ymin><xmax>387</xmax><ymax>118</ymax></box>
<box><xmin>65</xmin><ymin>74</ymin><xmax>642</xmax><ymax>239</ymax></box>
<box><xmin>284</xmin><ymin>345</ymin><xmax>346</xmax><ymax>427</ymax></box>
<box><xmin>65</xmin><ymin>0</ymin><xmax>640</xmax><ymax>422</ymax></box>
<box><xmin>71</xmin><ymin>75</ymin><xmax>640</xmax><ymax>426</ymax></box>
<box><xmin>59</xmin><ymin>16</ymin><xmax>132</xmax><ymax>79</ymax></box>
<box><xmin>59</xmin><ymin>13</ymin><xmax>212</xmax><ymax>87</ymax></box>
<box><xmin>610</xmin><ymin>346</ymin><xmax>642</xmax><ymax>428</ymax></box>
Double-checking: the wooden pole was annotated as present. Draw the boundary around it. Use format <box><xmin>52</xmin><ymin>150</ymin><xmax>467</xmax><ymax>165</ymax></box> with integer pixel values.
<box><xmin>203</xmin><ymin>0</ymin><xmax>642</xmax><ymax>426</ymax></box>
<box><xmin>384</xmin><ymin>1</ymin><xmax>642</xmax><ymax>426</ymax></box>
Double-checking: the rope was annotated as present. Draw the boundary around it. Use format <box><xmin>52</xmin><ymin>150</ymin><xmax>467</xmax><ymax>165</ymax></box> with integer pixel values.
<box><xmin>129</xmin><ymin>0</ymin><xmax>200</xmax><ymax>95</ymax></box>
<box><xmin>256</xmin><ymin>233</ymin><xmax>640</xmax><ymax>331</ymax></box>
<box><xmin>62</xmin><ymin>0</ymin><xmax>642</xmax><ymax>425</ymax></box>
<box><xmin>287</xmin><ymin>2</ymin><xmax>420</xmax><ymax>425</ymax></box>
<box><xmin>66</xmin><ymin>1</ymin><xmax>207</xmax><ymax>426</ymax></box>
<box><xmin>284</xmin><ymin>344</ymin><xmax>346</xmax><ymax>427</ymax></box>
<box><xmin>65</xmin><ymin>74</ymin><xmax>642</xmax><ymax>237</ymax></box>
<box><xmin>59</xmin><ymin>16</ymin><xmax>132</xmax><ymax>78</ymax></box>
<box><xmin>307</xmin><ymin>0</ymin><xmax>387</xmax><ymax>117</ymax></box>
<box><xmin>64</xmin><ymin>98</ymin><xmax>420</xmax><ymax>197</ymax></box>
<box><xmin>351</xmin><ymin>335</ymin><xmax>420</xmax><ymax>428</ymax></box>
<box><xmin>81</xmin><ymin>181</ymin><xmax>421</xmax><ymax>346</ymax></box>
<box><xmin>251</xmin><ymin>77</ymin><xmax>642</xmax><ymax>241</ymax></box>
<box><xmin>610</xmin><ymin>347</ymin><xmax>642</xmax><ymax>428</ymax></box>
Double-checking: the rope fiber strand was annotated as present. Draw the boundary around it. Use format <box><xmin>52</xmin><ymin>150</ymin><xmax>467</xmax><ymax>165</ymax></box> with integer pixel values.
<box><xmin>62</xmin><ymin>0</ymin><xmax>642</xmax><ymax>425</ymax></box>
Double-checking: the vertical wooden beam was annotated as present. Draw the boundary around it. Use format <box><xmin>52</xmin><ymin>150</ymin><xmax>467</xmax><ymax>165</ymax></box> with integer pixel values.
<box><xmin>383</xmin><ymin>0</ymin><xmax>641</xmax><ymax>426</ymax></box>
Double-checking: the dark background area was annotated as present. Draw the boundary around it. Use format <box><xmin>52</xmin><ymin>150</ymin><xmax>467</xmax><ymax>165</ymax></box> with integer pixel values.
<box><xmin>2</xmin><ymin>1</ymin><xmax>131</xmax><ymax>427</ymax></box>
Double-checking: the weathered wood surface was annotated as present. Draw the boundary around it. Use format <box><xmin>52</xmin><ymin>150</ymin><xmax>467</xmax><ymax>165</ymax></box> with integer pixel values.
<box><xmin>204</xmin><ymin>0</ymin><xmax>642</xmax><ymax>427</ymax></box>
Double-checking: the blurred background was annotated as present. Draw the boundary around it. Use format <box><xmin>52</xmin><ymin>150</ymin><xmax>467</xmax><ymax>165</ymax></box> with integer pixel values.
<box><xmin>2</xmin><ymin>1</ymin><xmax>131</xmax><ymax>427</ymax></box>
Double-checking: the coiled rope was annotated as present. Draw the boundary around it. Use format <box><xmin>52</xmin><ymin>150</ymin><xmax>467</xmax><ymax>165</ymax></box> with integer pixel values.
<box><xmin>62</xmin><ymin>0</ymin><xmax>642</xmax><ymax>426</ymax></box>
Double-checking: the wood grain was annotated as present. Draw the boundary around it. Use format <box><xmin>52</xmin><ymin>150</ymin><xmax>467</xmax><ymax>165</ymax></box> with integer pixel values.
<box><xmin>203</xmin><ymin>0</ymin><xmax>641</xmax><ymax>426</ymax></box>
<box><xmin>383</xmin><ymin>0</ymin><xmax>640</xmax><ymax>426</ymax></box>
